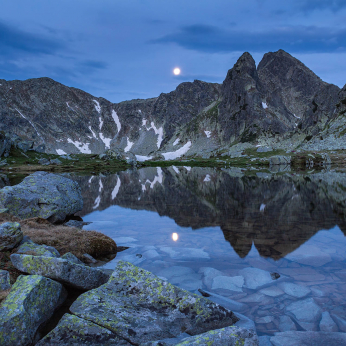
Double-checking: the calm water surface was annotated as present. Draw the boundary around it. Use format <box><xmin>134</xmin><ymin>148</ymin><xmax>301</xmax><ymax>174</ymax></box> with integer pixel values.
<box><xmin>76</xmin><ymin>166</ymin><xmax>346</xmax><ymax>336</ymax></box>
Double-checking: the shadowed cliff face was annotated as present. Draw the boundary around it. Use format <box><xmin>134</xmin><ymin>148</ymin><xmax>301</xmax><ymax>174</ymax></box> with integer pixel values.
<box><xmin>75</xmin><ymin>167</ymin><xmax>346</xmax><ymax>260</ymax></box>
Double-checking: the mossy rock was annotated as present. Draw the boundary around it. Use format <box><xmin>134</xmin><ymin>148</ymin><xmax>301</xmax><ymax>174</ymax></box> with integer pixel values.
<box><xmin>0</xmin><ymin>274</ymin><xmax>66</xmax><ymax>346</ymax></box>
<box><xmin>70</xmin><ymin>261</ymin><xmax>238</xmax><ymax>345</ymax></box>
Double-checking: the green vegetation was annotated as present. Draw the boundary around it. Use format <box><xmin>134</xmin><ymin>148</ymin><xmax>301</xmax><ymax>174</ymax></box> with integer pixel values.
<box><xmin>0</xmin><ymin>147</ymin><xmax>129</xmax><ymax>174</ymax></box>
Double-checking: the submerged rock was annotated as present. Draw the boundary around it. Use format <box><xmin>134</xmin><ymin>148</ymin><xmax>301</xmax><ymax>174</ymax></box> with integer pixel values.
<box><xmin>0</xmin><ymin>171</ymin><xmax>83</xmax><ymax>223</ymax></box>
<box><xmin>0</xmin><ymin>222</ymin><xmax>23</xmax><ymax>251</ymax></box>
<box><xmin>70</xmin><ymin>261</ymin><xmax>239</xmax><ymax>345</ymax></box>
<box><xmin>270</xmin><ymin>331</ymin><xmax>346</xmax><ymax>346</ymax></box>
<box><xmin>36</xmin><ymin>313</ymin><xmax>131</xmax><ymax>346</ymax></box>
<box><xmin>142</xmin><ymin>326</ymin><xmax>259</xmax><ymax>345</ymax></box>
<box><xmin>285</xmin><ymin>298</ymin><xmax>322</xmax><ymax>331</ymax></box>
<box><xmin>10</xmin><ymin>254</ymin><xmax>109</xmax><ymax>290</ymax></box>
<box><xmin>0</xmin><ymin>275</ymin><xmax>66</xmax><ymax>346</ymax></box>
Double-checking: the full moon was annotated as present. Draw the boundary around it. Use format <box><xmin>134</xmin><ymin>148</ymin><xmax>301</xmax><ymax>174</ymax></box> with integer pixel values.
<box><xmin>173</xmin><ymin>68</ymin><xmax>181</xmax><ymax>75</ymax></box>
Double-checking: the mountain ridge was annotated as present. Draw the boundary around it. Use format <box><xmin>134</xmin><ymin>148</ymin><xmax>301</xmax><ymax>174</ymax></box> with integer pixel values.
<box><xmin>0</xmin><ymin>50</ymin><xmax>344</xmax><ymax>159</ymax></box>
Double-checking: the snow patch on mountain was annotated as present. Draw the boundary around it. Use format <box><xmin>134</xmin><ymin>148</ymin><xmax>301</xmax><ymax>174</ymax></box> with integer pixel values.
<box><xmin>124</xmin><ymin>137</ymin><xmax>134</xmax><ymax>152</ymax></box>
<box><xmin>204</xmin><ymin>130</ymin><xmax>211</xmax><ymax>138</ymax></box>
<box><xmin>89</xmin><ymin>126</ymin><xmax>97</xmax><ymax>139</ymax></box>
<box><xmin>112</xmin><ymin>110</ymin><xmax>121</xmax><ymax>133</ymax></box>
<box><xmin>162</xmin><ymin>141</ymin><xmax>192</xmax><ymax>160</ymax></box>
<box><xmin>99</xmin><ymin>133</ymin><xmax>112</xmax><ymax>149</ymax></box>
<box><xmin>173</xmin><ymin>138</ymin><xmax>180</xmax><ymax>146</ymax></box>
<box><xmin>93</xmin><ymin>100</ymin><xmax>101</xmax><ymax>113</ymax></box>
<box><xmin>56</xmin><ymin>149</ymin><xmax>67</xmax><ymax>155</ymax></box>
<box><xmin>136</xmin><ymin>155</ymin><xmax>153</xmax><ymax>162</ymax></box>
<box><xmin>67</xmin><ymin>138</ymin><xmax>91</xmax><ymax>154</ymax></box>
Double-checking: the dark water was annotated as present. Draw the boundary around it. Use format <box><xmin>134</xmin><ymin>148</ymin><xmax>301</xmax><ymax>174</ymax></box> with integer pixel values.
<box><xmin>76</xmin><ymin>166</ymin><xmax>346</xmax><ymax>335</ymax></box>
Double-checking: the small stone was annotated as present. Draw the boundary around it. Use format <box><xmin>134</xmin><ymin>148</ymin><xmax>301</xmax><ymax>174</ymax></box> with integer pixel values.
<box><xmin>256</xmin><ymin>315</ymin><xmax>275</xmax><ymax>324</ymax></box>
<box><xmin>61</xmin><ymin>252</ymin><xmax>84</xmax><ymax>265</ymax></box>
<box><xmin>50</xmin><ymin>158</ymin><xmax>62</xmax><ymax>165</ymax></box>
<box><xmin>270</xmin><ymin>331</ymin><xmax>346</xmax><ymax>346</ymax></box>
<box><xmin>0</xmin><ymin>222</ymin><xmax>23</xmax><ymax>251</ymax></box>
<box><xmin>38</xmin><ymin>158</ymin><xmax>50</xmax><ymax>165</ymax></box>
<box><xmin>270</xmin><ymin>272</ymin><xmax>280</xmax><ymax>280</ymax></box>
<box><xmin>82</xmin><ymin>253</ymin><xmax>97</xmax><ymax>264</ymax></box>
<box><xmin>0</xmin><ymin>270</ymin><xmax>11</xmax><ymax>291</ymax></box>
<box><xmin>64</xmin><ymin>220</ymin><xmax>84</xmax><ymax>229</ymax></box>
<box><xmin>260</xmin><ymin>286</ymin><xmax>284</xmax><ymax>297</ymax></box>
<box><xmin>278</xmin><ymin>282</ymin><xmax>311</xmax><ymax>298</ymax></box>
<box><xmin>212</xmin><ymin>275</ymin><xmax>244</xmax><ymax>292</ymax></box>
<box><xmin>279</xmin><ymin>315</ymin><xmax>297</xmax><ymax>332</ymax></box>
<box><xmin>240</xmin><ymin>267</ymin><xmax>274</xmax><ymax>289</ymax></box>
<box><xmin>331</xmin><ymin>314</ymin><xmax>346</xmax><ymax>332</ymax></box>
<box><xmin>320</xmin><ymin>311</ymin><xmax>338</xmax><ymax>332</ymax></box>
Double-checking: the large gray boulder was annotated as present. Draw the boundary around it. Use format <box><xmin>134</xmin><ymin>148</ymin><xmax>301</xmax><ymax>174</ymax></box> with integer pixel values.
<box><xmin>10</xmin><ymin>254</ymin><xmax>109</xmax><ymax>290</ymax></box>
<box><xmin>70</xmin><ymin>261</ymin><xmax>239</xmax><ymax>345</ymax></box>
<box><xmin>0</xmin><ymin>274</ymin><xmax>66</xmax><ymax>346</ymax></box>
<box><xmin>0</xmin><ymin>171</ymin><xmax>83</xmax><ymax>223</ymax></box>
<box><xmin>36</xmin><ymin>313</ymin><xmax>131</xmax><ymax>346</ymax></box>
<box><xmin>0</xmin><ymin>222</ymin><xmax>23</xmax><ymax>251</ymax></box>
<box><xmin>142</xmin><ymin>326</ymin><xmax>259</xmax><ymax>346</ymax></box>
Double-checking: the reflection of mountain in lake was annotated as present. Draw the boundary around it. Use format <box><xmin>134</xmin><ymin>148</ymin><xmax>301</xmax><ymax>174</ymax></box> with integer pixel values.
<box><xmin>75</xmin><ymin>167</ymin><xmax>346</xmax><ymax>260</ymax></box>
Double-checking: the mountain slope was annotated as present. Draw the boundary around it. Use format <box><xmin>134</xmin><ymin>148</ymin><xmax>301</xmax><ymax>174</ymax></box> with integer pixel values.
<box><xmin>0</xmin><ymin>50</ymin><xmax>342</xmax><ymax>158</ymax></box>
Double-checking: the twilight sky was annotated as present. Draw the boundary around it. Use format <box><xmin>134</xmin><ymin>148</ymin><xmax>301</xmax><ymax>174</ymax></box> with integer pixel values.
<box><xmin>1</xmin><ymin>0</ymin><xmax>346</xmax><ymax>102</ymax></box>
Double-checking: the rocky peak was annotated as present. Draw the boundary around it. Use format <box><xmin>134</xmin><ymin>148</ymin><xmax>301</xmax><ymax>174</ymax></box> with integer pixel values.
<box><xmin>258</xmin><ymin>49</ymin><xmax>340</xmax><ymax>134</ymax></box>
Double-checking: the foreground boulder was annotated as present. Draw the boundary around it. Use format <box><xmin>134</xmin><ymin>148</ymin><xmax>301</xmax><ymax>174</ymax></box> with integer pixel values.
<box><xmin>10</xmin><ymin>254</ymin><xmax>109</xmax><ymax>290</ymax></box>
<box><xmin>36</xmin><ymin>313</ymin><xmax>131</xmax><ymax>346</ymax></box>
<box><xmin>0</xmin><ymin>275</ymin><xmax>66</xmax><ymax>346</ymax></box>
<box><xmin>0</xmin><ymin>171</ymin><xmax>83</xmax><ymax>223</ymax></box>
<box><xmin>70</xmin><ymin>261</ymin><xmax>239</xmax><ymax>345</ymax></box>
<box><xmin>0</xmin><ymin>222</ymin><xmax>23</xmax><ymax>251</ymax></box>
<box><xmin>142</xmin><ymin>326</ymin><xmax>258</xmax><ymax>345</ymax></box>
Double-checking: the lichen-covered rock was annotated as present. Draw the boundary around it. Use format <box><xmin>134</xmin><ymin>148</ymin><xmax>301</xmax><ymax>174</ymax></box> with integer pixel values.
<box><xmin>61</xmin><ymin>252</ymin><xmax>84</xmax><ymax>265</ymax></box>
<box><xmin>0</xmin><ymin>222</ymin><xmax>23</xmax><ymax>251</ymax></box>
<box><xmin>142</xmin><ymin>325</ymin><xmax>259</xmax><ymax>346</ymax></box>
<box><xmin>10</xmin><ymin>254</ymin><xmax>109</xmax><ymax>290</ymax></box>
<box><xmin>0</xmin><ymin>171</ymin><xmax>83</xmax><ymax>223</ymax></box>
<box><xmin>16</xmin><ymin>242</ymin><xmax>60</xmax><ymax>257</ymax></box>
<box><xmin>0</xmin><ymin>269</ymin><xmax>11</xmax><ymax>291</ymax></box>
<box><xmin>70</xmin><ymin>261</ymin><xmax>239</xmax><ymax>345</ymax></box>
<box><xmin>36</xmin><ymin>313</ymin><xmax>131</xmax><ymax>346</ymax></box>
<box><xmin>0</xmin><ymin>275</ymin><xmax>67</xmax><ymax>346</ymax></box>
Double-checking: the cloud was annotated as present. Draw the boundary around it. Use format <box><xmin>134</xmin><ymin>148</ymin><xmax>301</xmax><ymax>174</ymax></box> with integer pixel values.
<box><xmin>0</xmin><ymin>21</ymin><xmax>63</xmax><ymax>58</ymax></box>
<box><xmin>80</xmin><ymin>60</ymin><xmax>108</xmax><ymax>70</ymax></box>
<box><xmin>150</xmin><ymin>24</ymin><xmax>346</xmax><ymax>54</ymax></box>
<box><xmin>300</xmin><ymin>0</ymin><xmax>346</xmax><ymax>12</ymax></box>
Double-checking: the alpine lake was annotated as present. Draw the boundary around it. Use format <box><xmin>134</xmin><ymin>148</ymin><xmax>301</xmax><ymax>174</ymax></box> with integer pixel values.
<box><xmin>7</xmin><ymin>164</ymin><xmax>346</xmax><ymax>337</ymax></box>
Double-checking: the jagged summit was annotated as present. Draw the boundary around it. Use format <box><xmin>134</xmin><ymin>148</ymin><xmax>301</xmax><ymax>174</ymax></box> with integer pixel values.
<box><xmin>0</xmin><ymin>50</ymin><xmax>344</xmax><ymax>158</ymax></box>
